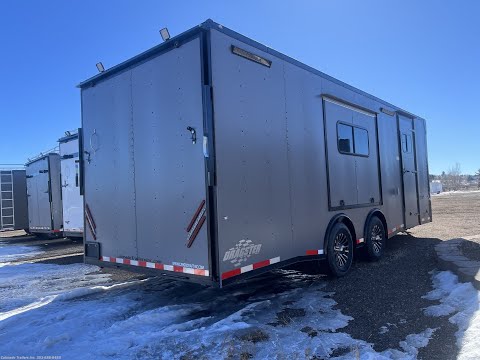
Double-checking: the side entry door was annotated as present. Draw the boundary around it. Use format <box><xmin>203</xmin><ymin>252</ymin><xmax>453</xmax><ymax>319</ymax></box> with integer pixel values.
<box><xmin>399</xmin><ymin>116</ymin><xmax>420</xmax><ymax>228</ymax></box>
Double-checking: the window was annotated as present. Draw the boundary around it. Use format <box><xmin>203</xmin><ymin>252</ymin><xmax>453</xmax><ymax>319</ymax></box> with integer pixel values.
<box><xmin>337</xmin><ymin>123</ymin><xmax>353</xmax><ymax>153</ymax></box>
<box><xmin>354</xmin><ymin>127</ymin><xmax>369</xmax><ymax>156</ymax></box>
<box><xmin>337</xmin><ymin>123</ymin><xmax>369</xmax><ymax>156</ymax></box>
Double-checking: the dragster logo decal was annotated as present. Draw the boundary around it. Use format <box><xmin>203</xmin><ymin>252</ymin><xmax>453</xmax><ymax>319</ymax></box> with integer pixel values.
<box><xmin>223</xmin><ymin>239</ymin><xmax>262</xmax><ymax>267</ymax></box>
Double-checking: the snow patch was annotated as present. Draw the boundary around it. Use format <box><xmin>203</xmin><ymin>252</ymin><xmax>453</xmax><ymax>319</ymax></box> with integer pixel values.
<box><xmin>399</xmin><ymin>328</ymin><xmax>436</xmax><ymax>357</ymax></box>
<box><xmin>0</xmin><ymin>263</ymin><xmax>439</xmax><ymax>359</ymax></box>
<box><xmin>0</xmin><ymin>244</ymin><xmax>43</xmax><ymax>263</ymax></box>
<box><xmin>424</xmin><ymin>271</ymin><xmax>480</xmax><ymax>359</ymax></box>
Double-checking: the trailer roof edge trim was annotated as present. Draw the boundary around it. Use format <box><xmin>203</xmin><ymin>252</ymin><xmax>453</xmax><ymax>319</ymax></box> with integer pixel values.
<box><xmin>78</xmin><ymin>19</ymin><xmax>423</xmax><ymax>120</ymax></box>
<box><xmin>58</xmin><ymin>132</ymin><xmax>79</xmax><ymax>144</ymax></box>
<box><xmin>25</xmin><ymin>152</ymin><xmax>59</xmax><ymax>166</ymax></box>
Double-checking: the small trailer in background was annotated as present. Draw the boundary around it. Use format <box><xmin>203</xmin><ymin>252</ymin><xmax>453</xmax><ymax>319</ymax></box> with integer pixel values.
<box><xmin>59</xmin><ymin>131</ymin><xmax>84</xmax><ymax>238</ymax></box>
<box><xmin>0</xmin><ymin>169</ymin><xmax>28</xmax><ymax>231</ymax></box>
<box><xmin>430</xmin><ymin>180</ymin><xmax>442</xmax><ymax>194</ymax></box>
<box><xmin>25</xmin><ymin>153</ymin><xmax>63</xmax><ymax>237</ymax></box>
<box><xmin>79</xmin><ymin>19</ymin><xmax>431</xmax><ymax>287</ymax></box>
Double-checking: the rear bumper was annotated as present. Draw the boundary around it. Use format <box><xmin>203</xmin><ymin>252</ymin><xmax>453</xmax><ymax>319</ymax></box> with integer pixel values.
<box><xmin>29</xmin><ymin>228</ymin><xmax>63</xmax><ymax>235</ymax></box>
<box><xmin>63</xmin><ymin>230</ymin><xmax>83</xmax><ymax>238</ymax></box>
<box><xmin>85</xmin><ymin>256</ymin><xmax>216</xmax><ymax>286</ymax></box>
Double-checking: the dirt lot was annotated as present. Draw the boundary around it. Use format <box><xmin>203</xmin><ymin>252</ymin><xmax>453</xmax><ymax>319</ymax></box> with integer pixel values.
<box><xmin>328</xmin><ymin>191</ymin><xmax>480</xmax><ymax>359</ymax></box>
<box><xmin>411</xmin><ymin>191</ymin><xmax>480</xmax><ymax>240</ymax></box>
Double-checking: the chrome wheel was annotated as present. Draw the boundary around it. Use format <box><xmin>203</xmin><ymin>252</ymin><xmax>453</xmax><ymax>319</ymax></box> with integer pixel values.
<box><xmin>334</xmin><ymin>232</ymin><xmax>350</xmax><ymax>269</ymax></box>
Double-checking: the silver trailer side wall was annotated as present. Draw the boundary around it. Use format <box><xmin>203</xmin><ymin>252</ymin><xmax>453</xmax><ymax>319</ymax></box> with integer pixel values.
<box><xmin>49</xmin><ymin>154</ymin><xmax>63</xmax><ymax>230</ymax></box>
<box><xmin>210</xmin><ymin>29</ymin><xmax>419</xmax><ymax>281</ymax></box>
<box><xmin>81</xmin><ymin>37</ymin><xmax>210</xmax><ymax>273</ymax></box>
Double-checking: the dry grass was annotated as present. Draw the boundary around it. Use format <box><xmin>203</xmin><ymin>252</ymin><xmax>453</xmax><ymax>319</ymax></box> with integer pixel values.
<box><xmin>410</xmin><ymin>191</ymin><xmax>480</xmax><ymax>241</ymax></box>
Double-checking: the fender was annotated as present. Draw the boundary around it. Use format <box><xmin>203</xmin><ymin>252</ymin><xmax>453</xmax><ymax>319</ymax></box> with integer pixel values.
<box><xmin>323</xmin><ymin>213</ymin><xmax>356</xmax><ymax>254</ymax></box>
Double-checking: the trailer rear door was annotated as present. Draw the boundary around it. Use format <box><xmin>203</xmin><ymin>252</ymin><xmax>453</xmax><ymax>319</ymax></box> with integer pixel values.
<box><xmin>60</xmin><ymin>138</ymin><xmax>83</xmax><ymax>234</ymax></box>
<box><xmin>26</xmin><ymin>158</ymin><xmax>52</xmax><ymax>231</ymax></box>
<box><xmin>82</xmin><ymin>36</ymin><xmax>211</xmax><ymax>278</ymax></box>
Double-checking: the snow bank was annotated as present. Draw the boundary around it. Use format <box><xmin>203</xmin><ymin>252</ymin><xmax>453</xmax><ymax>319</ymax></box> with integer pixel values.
<box><xmin>424</xmin><ymin>271</ymin><xmax>480</xmax><ymax>359</ymax></box>
<box><xmin>433</xmin><ymin>190</ymin><xmax>480</xmax><ymax>197</ymax></box>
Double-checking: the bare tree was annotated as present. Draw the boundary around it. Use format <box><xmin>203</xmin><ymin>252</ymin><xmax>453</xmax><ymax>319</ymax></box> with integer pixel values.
<box><xmin>445</xmin><ymin>163</ymin><xmax>462</xmax><ymax>191</ymax></box>
<box><xmin>476</xmin><ymin>168</ymin><xmax>480</xmax><ymax>189</ymax></box>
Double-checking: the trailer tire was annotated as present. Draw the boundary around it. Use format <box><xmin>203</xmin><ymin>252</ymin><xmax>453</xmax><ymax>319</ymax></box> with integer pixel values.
<box><xmin>326</xmin><ymin>222</ymin><xmax>353</xmax><ymax>277</ymax></box>
<box><xmin>364</xmin><ymin>216</ymin><xmax>386</xmax><ymax>261</ymax></box>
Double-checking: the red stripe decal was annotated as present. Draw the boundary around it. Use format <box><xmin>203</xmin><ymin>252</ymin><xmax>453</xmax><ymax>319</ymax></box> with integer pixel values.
<box><xmin>222</xmin><ymin>268</ymin><xmax>241</xmax><ymax>280</ymax></box>
<box><xmin>85</xmin><ymin>204</ymin><xmax>96</xmax><ymax>229</ymax></box>
<box><xmin>186</xmin><ymin>200</ymin><xmax>206</xmax><ymax>232</ymax></box>
<box><xmin>86</xmin><ymin>218</ymin><xmax>96</xmax><ymax>240</ymax></box>
<box><xmin>187</xmin><ymin>215</ymin><xmax>206</xmax><ymax>248</ymax></box>
<box><xmin>53</xmin><ymin>229</ymin><xmax>61</xmax><ymax>233</ymax></box>
<box><xmin>253</xmin><ymin>259</ymin><xmax>270</xmax><ymax>270</ymax></box>
<box><xmin>99</xmin><ymin>256</ymin><xmax>209</xmax><ymax>277</ymax></box>
<box><xmin>306</xmin><ymin>250</ymin><xmax>318</xmax><ymax>255</ymax></box>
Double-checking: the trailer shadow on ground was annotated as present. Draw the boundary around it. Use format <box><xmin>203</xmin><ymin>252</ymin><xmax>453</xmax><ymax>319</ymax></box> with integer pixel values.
<box><xmin>1</xmin><ymin>231</ymin><xmax>479</xmax><ymax>358</ymax></box>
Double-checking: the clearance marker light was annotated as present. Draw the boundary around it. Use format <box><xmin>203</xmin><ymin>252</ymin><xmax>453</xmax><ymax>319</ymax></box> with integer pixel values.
<box><xmin>231</xmin><ymin>45</ymin><xmax>272</xmax><ymax>68</ymax></box>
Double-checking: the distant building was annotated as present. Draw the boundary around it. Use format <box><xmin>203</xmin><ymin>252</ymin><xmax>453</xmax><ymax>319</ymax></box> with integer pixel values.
<box><xmin>430</xmin><ymin>180</ymin><xmax>443</xmax><ymax>194</ymax></box>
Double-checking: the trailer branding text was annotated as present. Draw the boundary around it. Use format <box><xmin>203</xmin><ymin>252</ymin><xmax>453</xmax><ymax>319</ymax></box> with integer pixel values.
<box><xmin>223</xmin><ymin>239</ymin><xmax>262</xmax><ymax>267</ymax></box>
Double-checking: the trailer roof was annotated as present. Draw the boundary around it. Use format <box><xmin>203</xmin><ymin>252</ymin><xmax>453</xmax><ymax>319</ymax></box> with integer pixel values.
<box><xmin>78</xmin><ymin>19</ymin><xmax>423</xmax><ymax>120</ymax></box>
<box><xmin>25</xmin><ymin>152</ymin><xmax>59</xmax><ymax>166</ymax></box>
<box><xmin>58</xmin><ymin>132</ymin><xmax>79</xmax><ymax>144</ymax></box>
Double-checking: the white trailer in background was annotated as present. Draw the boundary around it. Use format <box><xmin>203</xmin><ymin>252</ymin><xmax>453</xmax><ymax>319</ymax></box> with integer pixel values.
<box><xmin>25</xmin><ymin>153</ymin><xmax>63</xmax><ymax>237</ymax></box>
<box><xmin>59</xmin><ymin>131</ymin><xmax>84</xmax><ymax>238</ymax></box>
<box><xmin>430</xmin><ymin>180</ymin><xmax>442</xmax><ymax>194</ymax></box>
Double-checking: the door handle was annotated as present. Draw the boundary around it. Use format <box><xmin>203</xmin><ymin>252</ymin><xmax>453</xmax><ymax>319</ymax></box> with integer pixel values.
<box><xmin>186</xmin><ymin>126</ymin><xmax>197</xmax><ymax>144</ymax></box>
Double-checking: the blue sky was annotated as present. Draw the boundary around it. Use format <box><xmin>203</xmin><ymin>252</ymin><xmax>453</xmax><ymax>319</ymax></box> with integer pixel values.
<box><xmin>0</xmin><ymin>0</ymin><xmax>478</xmax><ymax>174</ymax></box>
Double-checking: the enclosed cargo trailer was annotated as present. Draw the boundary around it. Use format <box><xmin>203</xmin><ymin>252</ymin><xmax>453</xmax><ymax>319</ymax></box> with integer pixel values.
<box><xmin>79</xmin><ymin>19</ymin><xmax>431</xmax><ymax>287</ymax></box>
<box><xmin>59</xmin><ymin>132</ymin><xmax>84</xmax><ymax>238</ymax></box>
<box><xmin>0</xmin><ymin>169</ymin><xmax>28</xmax><ymax>231</ymax></box>
<box><xmin>25</xmin><ymin>153</ymin><xmax>63</xmax><ymax>236</ymax></box>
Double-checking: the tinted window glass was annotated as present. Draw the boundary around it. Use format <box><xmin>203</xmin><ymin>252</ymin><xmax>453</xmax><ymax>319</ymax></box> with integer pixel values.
<box><xmin>354</xmin><ymin>127</ymin><xmax>369</xmax><ymax>156</ymax></box>
<box><xmin>338</xmin><ymin>124</ymin><xmax>353</xmax><ymax>153</ymax></box>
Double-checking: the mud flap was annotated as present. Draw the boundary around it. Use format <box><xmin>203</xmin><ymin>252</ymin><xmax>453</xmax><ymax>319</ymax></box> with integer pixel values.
<box><xmin>85</xmin><ymin>241</ymin><xmax>100</xmax><ymax>259</ymax></box>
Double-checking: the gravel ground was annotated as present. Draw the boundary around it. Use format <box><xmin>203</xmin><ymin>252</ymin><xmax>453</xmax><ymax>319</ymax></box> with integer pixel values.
<box><xmin>327</xmin><ymin>191</ymin><xmax>480</xmax><ymax>359</ymax></box>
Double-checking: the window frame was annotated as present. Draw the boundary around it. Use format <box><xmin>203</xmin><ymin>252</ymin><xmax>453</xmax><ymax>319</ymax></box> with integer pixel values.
<box><xmin>336</xmin><ymin>121</ymin><xmax>370</xmax><ymax>158</ymax></box>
